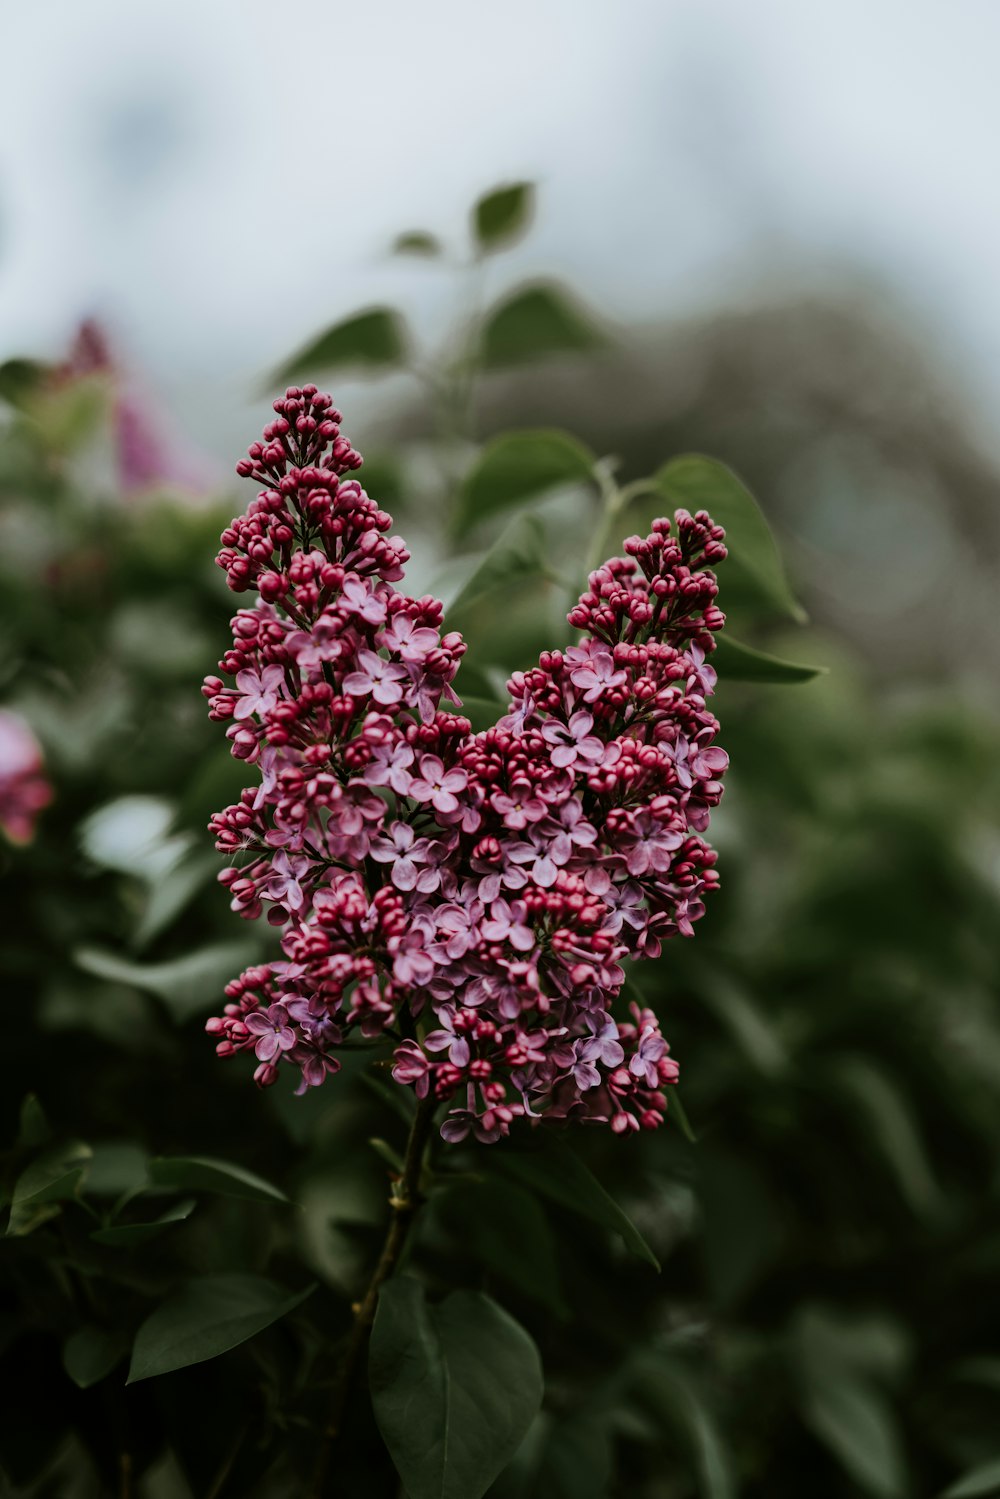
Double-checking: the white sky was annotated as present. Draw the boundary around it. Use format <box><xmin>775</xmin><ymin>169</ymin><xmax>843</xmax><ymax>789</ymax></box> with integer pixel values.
<box><xmin>1</xmin><ymin>0</ymin><xmax>998</xmax><ymax>444</ymax></box>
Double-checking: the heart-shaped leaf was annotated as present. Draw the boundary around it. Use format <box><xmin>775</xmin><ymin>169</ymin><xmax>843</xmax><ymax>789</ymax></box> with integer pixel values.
<box><xmin>455</xmin><ymin>430</ymin><xmax>596</xmax><ymax>538</ymax></box>
<box><xmin>370</xmin><ymin>1280</ymin><xmax>543</xmax><ymax>1499</ymax></box>
<box><xmin>127</xmin><ymin>1274</ymin><xmax>314</xmax><ymax>1382</ymax></box>
<box><xmin>481</xmin><ymin>284</ymin><xmax>606</xmax><ymax>368</ymax></box>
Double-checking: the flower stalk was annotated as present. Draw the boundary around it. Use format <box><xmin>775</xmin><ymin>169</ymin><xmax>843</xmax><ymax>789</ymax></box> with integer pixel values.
<box><xmin>312</xmin><ymin>1089</ymin><xmax>438</xmax><ymax>1498</ymax></box>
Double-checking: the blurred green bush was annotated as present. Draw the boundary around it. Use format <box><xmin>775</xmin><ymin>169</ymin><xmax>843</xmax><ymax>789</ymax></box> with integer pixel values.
<box><xmin>1</xmin><ymin>185</ymin><xmax>999</xmax><ymax>1498</ymax></box>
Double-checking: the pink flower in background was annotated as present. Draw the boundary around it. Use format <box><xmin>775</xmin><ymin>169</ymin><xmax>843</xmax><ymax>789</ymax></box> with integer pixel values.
<box><xmin>203</xmin><ymin>386</ymin><xmax>729</xmax><ymax>1142</ymax></box>
<box><xmin>0</xmin><ymin>712</ymin><xmax>52</xmax><ymax>845</ymax></box>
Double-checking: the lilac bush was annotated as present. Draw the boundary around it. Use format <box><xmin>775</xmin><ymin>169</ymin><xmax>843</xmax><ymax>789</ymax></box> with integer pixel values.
<box><xmin>203</xmin><ymin>386</ymin><xmax>728</xmax><ymax>1143</ymax></box>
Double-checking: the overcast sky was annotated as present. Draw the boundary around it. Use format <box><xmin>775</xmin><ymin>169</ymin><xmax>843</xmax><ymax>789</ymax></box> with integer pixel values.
<box><xmin>1</xmin><ymin>0</ymin><xmax>998</xmax><ymax>445</ymax></box>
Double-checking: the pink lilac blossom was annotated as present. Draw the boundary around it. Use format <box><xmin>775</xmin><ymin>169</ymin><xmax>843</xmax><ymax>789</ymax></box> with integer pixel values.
<box><xmin>0</xmin><ymin>711</ymin><xmax>52</xmax><ymax>845</ymax></box>
<box><xmin>203</xmin><ymin>386</ymin><xmax>729</xmax><ymax>1142</ymax></box>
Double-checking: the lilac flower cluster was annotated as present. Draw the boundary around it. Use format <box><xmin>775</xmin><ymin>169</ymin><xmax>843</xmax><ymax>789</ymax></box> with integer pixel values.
<box><xmin>204</xmin><ymin>387</ymin><xmax>728</xmax><ymax>1142</ymax></box>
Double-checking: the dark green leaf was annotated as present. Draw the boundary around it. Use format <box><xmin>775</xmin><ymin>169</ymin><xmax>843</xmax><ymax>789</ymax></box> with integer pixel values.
<box><xmin>474</xmin><ymin>183</ymin><xmax>536</xmax><ymax>252</ymax></box>
<box><xmin>370</xmin><ymin>1279</ymin><xmax>543</xmax><ymax>1499</ymax></box>
<box><xmin>449</xmin><ymin>513</ymin><xmax>548</xmax><ymax>620</ymax></box>
<box><xmin>17</xmin><ymin>1094</ymin><xmax>51</xmax><ymax>1149</ymax></box>
<box><xmin>127</xmin><ymin>1274</ymin><xmax>314</xmax><ymax>1382</ymax></box>
<box><xmin>537</xmin><ymin>1413</ymin><xmax>613</xmax><ymax>1499</ymax></box>
<box><xmin>437</xmin><ymin>1179</ymin><xmax>570</xmax><ymax>1317</ymax></box>
<box><xmin>84</xmin><ymin>1142</ymin><xmax>150</xmax><ymax>1197</ymax></box>
<box><xmin>149</xmin><ymin>1155</ymin><xmax>288</xmax><ymax>1205</ymax></box>
<box><xmin>73</xmin><ymin>941</ymin><xmax>255</xmax><ymax>1022</ymax></box>
<box><xmin>831</xmin><ymin>1056</ymin><xmax>940</xmax><ymax>1216</ymax></box>
<box><xmin>133</xmin><ymin>849</ymin><xmax>220</xmax><ymax>950</ymax></box>
<box><xmin>455</xmin><ymin>430</ymin><xmax>596</xmax><ymax>538</ymax></box>
<box><xmin>801</xmin><ymin>1376</ymin><xmax>906</xmax><ymax>1498</ymax></box>
<box><xmin>393</xmin><ymin>231</ymin><xmax>443</xmax><ymax>257</ymax></box>
<box><xmin>651</xmin><ymin>454</ymin><xmax>805</xmax><ymax>622</ymax></box>
<box><xmin>669</xmin><ymin>1089</ymin><xmax>697</xmax><ymax>1144</ymax></box>
<box><xmin>63</xmin><ymin>1326</ymin><xmax>127</xmax><ymax>1389</ymax></box>
<box><xmin>712</xmin><ymin>634</ymin><xmax>825</xmax><ymax>684</ymax></box>
<box><xmin>941</xmin><ymin>1459</ymin><xmax>1000</xmax><ymax>1498</ymax></box>
<box><xmin>638</xmin><ymin>1358</ymin><xmax>734</xmax><ymax>1499</ymax></box>
<box><xmin>0</xmin><ymin>357</ymin><xmax>48</xmax><ymax>406</ymax></box>
<box><xmin>7</xmin><ymin>1142</ymin><xmax>92</xmax><ymax>1236</ymax></box>
<box><xmin>481</xmin><ymin>283</ymin><xmax>606</xmax><ymax>368</ymax></box>
<box><xmin>273</xmin><ymin>307</ymin><xmax>408</xmax><ymax>383</ymax></box>
<box><xmin>91</xmin><ymin>1198</ymin><xmax>196</xmax><ymax>1248</ymax></box>
<box><xmin>491</xmin><ymin>1133</ymin><xmax>659</xmax><ymax>1270</ymax></box>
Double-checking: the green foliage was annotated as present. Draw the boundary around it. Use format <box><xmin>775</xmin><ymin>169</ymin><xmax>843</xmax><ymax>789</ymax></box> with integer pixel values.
<box><xmin>370</xmin><ymin>1279</ymin><xmax>543</xmax><ymax>1499</ymax></box>
<box><xmin>273</xmin><ymin>306</ymin><xmax>409</xmax><ymax>383</ymax></box>
<box><xmin>711</xmin><ymin>634</ymin><xmax>824</xmax><ymax>683</ymax></box>
<box><xmin>455</xmin><ymin>429</ymin><xmax>597</xmax><ymax>537</ymax></box>
<box><xmin>148</xmin><ymin>1155</ymin><xmax>288</xmax><ymax>1203</ymax></box>
<box><xmin>651</xmin><ymin>455</ymin><xmax>805</xmax><ymax>623</ymax></box>
<box><xmin>2</xmin><ymin>177</ymin><xmax>999</xmax><ymax>1499</ymax></box>
<box><xmin>128</xmin><ymin>1274</ymin><xmax>314</xmax><ymax>1382</ymax></box>
<box><xmin>480</xmin><ymin>282</ymin><xmax>607</xmax><ymax>367</ymax></box>
<box><xmin>490</xmin><ymin>1132</ymin><xmax>660</xmax><ymax>1270</ymax></box>
<box><xmin>473</xmin><ymin>182</ymin><xmax>536</xmax><ymax>252</ymax></box>
<box><xmin>393</xmin><ymin>230</ymin><xmax>443</xmax><ymax>257</ymax></box>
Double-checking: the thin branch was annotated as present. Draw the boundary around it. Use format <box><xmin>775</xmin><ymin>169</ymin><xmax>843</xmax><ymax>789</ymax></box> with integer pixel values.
<box><xmin>311</xmin><ymin>1090</ymin><xmax>438</xmax><ymax>1498</ymax></box>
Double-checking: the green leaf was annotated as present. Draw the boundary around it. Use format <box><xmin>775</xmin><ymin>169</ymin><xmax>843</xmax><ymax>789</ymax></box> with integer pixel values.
<box><xmin>7</xmin><ymin>1142</ymin><xmax>92</xmax><ymax>1236</ymax></box>
<box><xmin>712</xmin><ymin>634</ymin><xmax>825</xmax><ymax>684</ymax></box>
<box><xmin>0</xmin><ymin>356</ymin><xmax>48</xmax><ymax>407</ymax></box>
<box><xmin>273</xmin><ymin>307</ymin><xmax>409</xmax><ymax>383</ymax></box>
<box><xmin>393</xmin><ymin>230</ymin><xmax>442</xmax><ymax>257</ymax></box>
<box><xmin>79</xmin><ymin>795</ymin><xmax>191</xmax><ymax>881</ymax></box>
<box><xmin>449</xmin><ymin>513</ymin><xmax>548</xmax><ymax>620</ymax></box>
<box><xmin>63</xmin><ymin>1326</ymin><xmax>128</xmax><ymax>1389</ymax></box>
<box><xmin>537</xmin><ymin>1413</ymin><xmax>613</xmax><ymax>1499</ymax></box>
<box><xmin>800</xmin><ymin>1376</ymin><xmax>907</xmax><ymax>1498</ymax></box>
<box><xmin>474</xmin><ymin>182</ymin><xmax>536</xmax><ymax>252</ymax></box>
<box><xmin>669</xmin><ymin>1089</ymin><xmax>697</xmax><ymax>1144</ymax></box>
<box><xmin>638</xmin><ymin>1359</ymin><xmax>734</xmax><ymax>1499</ymax></box>
<box><xmin>481</xmin><ymin>283</ymin><xmax>606</xmax><ymax>368</ymax></box>
<box><xmin>127</xmin><ymin>1274</ymin><xmax>314</xmax><ymax>1382</ymax></box>
<box><xmin>457</xmin><ymin>696</ymin><xmax>508</xmax><ymax>732</ymax></box>
<box><xmin>370</xmin><ymin>1280</ymin><xmax>543</xmax><ymax>1499</ymax></box>
<box><xmin>455</xmin><ymin>430</ymin><xmax>597</xmax><ymax>538</ymax></box>
<box><xmin>831</xmin><ymin>1056</ymin><xmax>940</xmax><ymax>1216</ymax></box>
<box><xmin>90</xmin><ymin>1198</ymin><xmax>196</xmax><ymax>1248</ymax></box>
<box><xmin>437</xmin><ymin>1179</ymin><xmax>570</xmax><ymax>1318</ymax></box>
<box><xmin>941</xmin><ymin>1459</ymin><xmax>1000</xmax><ymax>1498</ymax></box>
<box><xmin>17</xmin><ymin>1094</ymin><xmax>51</xmax><ymax>1149</ymax></box>
<box><xmin>133</xmin><ymin>850</ymin><xmax>220</xmax><ymax>950</ymax></box>
<box><xmin>73</xmin><ymin>941</ymin><xmax>255</xmax><ymax>1023</ymax></box>
<box><xmin>149</xmin><ymin>1155</ymin><xmax>288</xmax><ymax>1205</ymax></box>
<box><xmin>84</xmin><ymin>1142</ymin><xmax>150</xmax><ymax>1198</ymax></box>
<box><xmin>491</xmin><ymin>1133</ymin><xmax>659</xmax><ymax>1270</ymax></box>
<box><xmin>651</xmin><ymin>454</ymin><xmax>805</xmax><ymax>622</ymax></box>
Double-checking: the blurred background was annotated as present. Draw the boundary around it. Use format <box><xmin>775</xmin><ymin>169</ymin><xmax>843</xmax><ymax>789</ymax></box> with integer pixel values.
<box><xmin>2</xmin><ymin>3</ymin><xmax>1000</xmax><ymax>1496</ymax></box>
